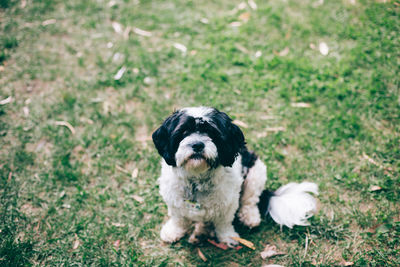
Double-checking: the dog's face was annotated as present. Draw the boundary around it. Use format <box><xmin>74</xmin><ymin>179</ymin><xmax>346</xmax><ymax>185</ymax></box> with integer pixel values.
<box><xmin>152</xmin><ymin>107</ymin><xmax>245</xmax><ymax>173</ymax></box>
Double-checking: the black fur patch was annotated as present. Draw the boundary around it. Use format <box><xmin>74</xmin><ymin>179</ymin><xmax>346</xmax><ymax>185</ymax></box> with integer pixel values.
<box><xmin>240</xmin><ymin>147</ymin><xmax>258</xmax><ymax>178</ymax></box>
<box><xmin>258</xmin><ymin>190</ymin><xmax>274</xmax><ymax>217</ymax></box>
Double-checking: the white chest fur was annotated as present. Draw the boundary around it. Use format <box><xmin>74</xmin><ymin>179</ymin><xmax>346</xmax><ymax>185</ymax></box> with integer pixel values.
<box><xmin>158</xmin><ymin>159</ymin><xmax>243</xmax><ymax>222</ymax></box>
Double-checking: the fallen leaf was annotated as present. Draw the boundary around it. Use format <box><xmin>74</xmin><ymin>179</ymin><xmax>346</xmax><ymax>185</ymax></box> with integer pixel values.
<box><xmin>114</xmin><ymin>66</ymin><xmax>126</xmax><ymax>80</ymax></box>
<box><xmin>42</xmin><ymin>19</ymin><xmax>56</xmax><ymax>26</ymax></box>
<box><xmin>108</xmin><ymin>0</ymin><xmax>117</xmax><ymax>7</ymax></box>
<box><xmin>231</xmin><ymin>236</ymin><xmax>255</xmax><ymax>250</ymax></box>
<box><xmin>0</xmin><ymin>96</ymin><xmax>12</xmax><ymax>105</ymax></box>
<box><xmin>132</xmin><ymin>195</ymin><xmax>144</xmax><ymax>203</ymax></box>
<box><xmin>369</xmin><ymin>185</ymin><xmax>382</xmax><ymax>192</ymax></box>
<box><xmin>198</xmin><ymin>248</ymin><xmax>207</xmax><ymax>262</ymax></box>
<box><xmin>112</xmin><ymin>222</ymin><xmax>126</xmax><ymax>227</ymax></box>
<box><xmin>0</xmin><ymin>65</ymin><xmax>4</xmax><ymax>71</ymax></box>
<box><xmin>340</xmin><ymin>260</ymin><xmax>354</xmax><ymax>266</ymax></box>
<box><xmin>55</xmin><ymin>121</ymin><xmax>76</xmax><ymax>135</ymax></box>
<box><xmin>133</xmin><ymin>27</ymin><xmax>152</xmax><ymax>37</ymax></box>
<box><xmin>291</xmin><ymin>102</ymin><xmax>311</xmax><ymax>108</ymax></box>
<box><xmin>248</xmin><ymin>0</ymin><xmax>257</xmax><ymax>10</ymax></box>
<box><xmin>310</xmin><ymin>43</ymin><xmax>316</xmax><ymax>49</ymax></box>
<box><xmin>72</xmin><ymin>238</ymin><xmax>80</xmax><ymax>250</ymax></box>
<box><xmin>131</xmin><ymin>168</ymin><xmax>139</xmax><ymax>179</ymax></box>
<box><xmin>173</xmin><ymin>43</ymin><xmax>187</xmax><ymax>53</ymax></box>
<box><xmin>229</xmin><ymin>21</ymin><xmax>242</xmax><ymax>27</ymax></box>
<box><xmin>200</xmin><ymin>18</ymin><xmax>209</xmax><ymax>24</ymax></box>
<box><xmin>362</xmin><ymin>153</ymin><xmax>378</xmax><ymax>166</ymax></box>
<box><xmin>239</xmin><ymin>12</ymin><xmax>251</xmax><ymax>22</ymax></box>
<box><xmin>20</xmin><ymin>0</ymin><xmax>26</xmax><ymax>8</ymax></box>
<box><xmin>312</xmin><ymin>0</ymin><xmax>324</xmax><ymax>7</ymax></box>
<box><xmin>112</xmin><ymin>21</ymin><xmax>123</xmax><ymax>34</ymax></box>
<box><xmin>319</xmin><ymin>42</ymin><xmax>329</xmax><ymax>55</ymax></box>
<box><xmin>113</xmin><ymin>240</ymin><xmax>120</xmax><ymax>250</ymax></box>
<box><xmin>190</xmin><ymin>50</ymin><xmax>197</xmax><ymax>56</ymax></box>
<box><xmin>233</xmin><ymin>119</ymin><xmax>248</xmax><ymax>128</ymax></box>
<box><xmin>143</xmin><ymin>77</ymin><xmax>154</xmax><ymax>85</ymax></box>
<box><xmin>237</xmin><ymin>2</ymin><xmax>247</xmax><ymax>10</ymax></box>
<box><xmin>274</xmin><ymin>47</ymin><xmax>289</xmax><ymax>56</ymax></box>
<box><xmin>207</xmin><ymin>239</ymin><xmax>228</xmax><ymax>250</ymax></box>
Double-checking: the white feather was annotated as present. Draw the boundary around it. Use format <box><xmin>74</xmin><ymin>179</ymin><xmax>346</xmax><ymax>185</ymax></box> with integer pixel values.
<box><xmin>268</xmin><ymin>182</ymin><xmax>319</xmax><ymax>228</ymax></box>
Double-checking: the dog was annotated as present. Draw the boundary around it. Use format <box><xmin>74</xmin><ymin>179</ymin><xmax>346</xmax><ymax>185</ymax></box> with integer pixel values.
<box><xmin>152</xmin><ymin>106</ymin><xmax>318</xmax><ymax>246</ymax></box>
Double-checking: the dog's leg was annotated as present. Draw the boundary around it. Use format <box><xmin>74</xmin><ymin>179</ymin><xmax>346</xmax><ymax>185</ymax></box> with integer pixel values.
<box><xmin>213</xmin><ymin>202</ymin><xmax>240</xmax><ymax>247</ymax></box>
<box><xmin>188</xmin><ymin>222</ymin><xmax>214</xmax><ymax>244</ymax></box>
<box><xmin>160</xmin><ymin>216</ymin><xmax>189</xmax><ymax>243</ymax></box>
<box><xmin>238</xmin><ymin>159</ymin><xmax>267</xmax><ymax>228</ymax></box>
<box><xmin>214</xmin><ymin>220</ymin><xmax>239</xmax><ymax>247</ymax></box>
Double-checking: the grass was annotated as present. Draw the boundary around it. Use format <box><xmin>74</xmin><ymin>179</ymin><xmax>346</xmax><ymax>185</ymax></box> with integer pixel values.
<box><xmin>0</xmin><ymin>0</ymin><xmax>399</xmax><ymax>265</ymax></box>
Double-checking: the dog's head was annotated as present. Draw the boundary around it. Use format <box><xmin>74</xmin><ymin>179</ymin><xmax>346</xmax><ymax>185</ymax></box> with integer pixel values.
<box><xmin>152</xmin><ymin>107</ymin><xmax>245</xmax><ymax>173</ymax></box>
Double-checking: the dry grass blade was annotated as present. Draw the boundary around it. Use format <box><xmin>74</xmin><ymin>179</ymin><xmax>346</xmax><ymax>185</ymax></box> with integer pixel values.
<box><xmin>231</xmin><ymin>237</ymin><xmax>255</xmax><ymax>250</ymax></box>
<box><xmin>115</xmin><ymin>165</ymin><xmax>130</xmax><ymax>174</ymax></box>
<box><xmin>42</xmin><ymin>19</ymin><xmax>56</xmax><ymax>26</ymax></box>
<box><xmin>173</xmin><ymin>43</ymin><xmax>187</xmax><ymax>53</ymax></box>
<box><xmin>274</xmin><ymin>47</ymin><xmax>289</xmax><ymax>56</ymax></box>
<box><xmin>248</xmin><ymin>0</ymin><xmax>257</xmax><ymax>10</ymax></box>
<box><xmin>265</xmin><ymin>127</ymin><xmax>286</xmax><ymax>132</ymax></box>
<box><xmin>55</xmin><ymin>121</ymin><xmax>76</xmax><ymax>134</ymax></box>
<box><xmin>132</xmin><ymin>195</ymin><xmax>144</xmax><ymax>203</ymax></box>
<box><xmin>291</xmin><ymin>102</ymin><xmax>311</xmax><ymax>108</ymax></box>
<box><xmin>233</xmin><ymin>119</ymin><xmax>248</xmax><ymax>128</ymax></box>
<box><xmin>133</xmin><ymin>27</ymin><xmax>152</xmax><ymax>37</ymax></box>
<box><xmin>0</xmin><ymin>96</ymin><xmax>12</xmax><ymax>105</ymax></box>
<box><xmin>197</xmin><ymin>248</ymin><xmax>207</xmax><ymax>262</ymax></box>
<box><xmin>114</xmin><ymin>66</ymin><xmax>126</xmax><ymax>80</ymax></box>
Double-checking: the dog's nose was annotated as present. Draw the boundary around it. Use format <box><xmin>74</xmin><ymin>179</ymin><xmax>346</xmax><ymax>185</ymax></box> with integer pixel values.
<box><xmin>191</xmin><ymin>142</ymin><xmax>205</xmax><ymax>152</ymax></box>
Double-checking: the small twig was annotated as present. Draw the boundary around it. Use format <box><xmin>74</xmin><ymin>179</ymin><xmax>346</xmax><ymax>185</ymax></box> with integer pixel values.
<box><xmin>303</xmin><ymin>234</ymin><xmax>309</xmax><ymax>259</ymax></box>
<box><xmin>54</xmin><ymin>121</ymin><xmax>76</xmax><ymax>134</ymax></box>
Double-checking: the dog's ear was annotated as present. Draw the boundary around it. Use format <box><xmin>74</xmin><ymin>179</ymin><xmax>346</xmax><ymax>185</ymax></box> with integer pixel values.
<box><xmin>152</xmin><ymin>111</ymin><xmax>182</xmax><ymax>166</ymax></box>
<box><xmin>211</xmin><ymin>110</ymin><xmax>245</xmax><ymax>167</ymax></box>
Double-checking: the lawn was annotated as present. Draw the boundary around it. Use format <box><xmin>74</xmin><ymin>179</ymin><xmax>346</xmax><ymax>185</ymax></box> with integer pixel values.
<box><xmin>0</xmin><ymin>0</ymin><xmax>399</xmax><ymax>266</ymax></box>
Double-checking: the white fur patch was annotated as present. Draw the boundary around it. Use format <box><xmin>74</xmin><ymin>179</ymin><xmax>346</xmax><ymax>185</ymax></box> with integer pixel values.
<box><xmin>181</xmin><ymin>106</ymin><xmax>213</xmax><ymax>120</ymax></box>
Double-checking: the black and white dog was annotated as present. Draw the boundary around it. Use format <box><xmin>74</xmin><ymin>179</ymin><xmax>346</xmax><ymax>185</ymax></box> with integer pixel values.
<box><xmin>152</xmin><ymin>107</ymin><xmax>318</xmax><ymax>246</ymax></box>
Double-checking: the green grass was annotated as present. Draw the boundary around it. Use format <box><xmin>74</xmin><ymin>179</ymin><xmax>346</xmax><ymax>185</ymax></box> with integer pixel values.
<box><xmin>0</xmin><ymin>0</ymin><xmax>399</xmax><ymax>266</ymax></box>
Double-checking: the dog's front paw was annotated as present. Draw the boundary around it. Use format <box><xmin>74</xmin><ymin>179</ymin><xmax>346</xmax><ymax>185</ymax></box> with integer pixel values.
<box><xmin>217</xmin><ymin>231</ymin><xmax>240</xmax><ymax>247</ymax></box>
<box><xmin>160</xmin><ymin>219</ymin><xmax>187</xmax><ymax>243</ymax></box>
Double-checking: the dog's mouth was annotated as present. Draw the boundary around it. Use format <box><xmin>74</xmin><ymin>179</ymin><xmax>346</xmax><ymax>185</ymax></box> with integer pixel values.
<box><xmin>189</xmin><ymin>153</ymin><xmax>205</xmax><ymax>160</ymax></box>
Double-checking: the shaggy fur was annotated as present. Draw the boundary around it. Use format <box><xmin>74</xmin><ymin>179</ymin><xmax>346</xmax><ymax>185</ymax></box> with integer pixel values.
<box><xmin>153</xmin><ymin>106</ymin><xmax>318</xmax><ymax>246</ymax></box>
